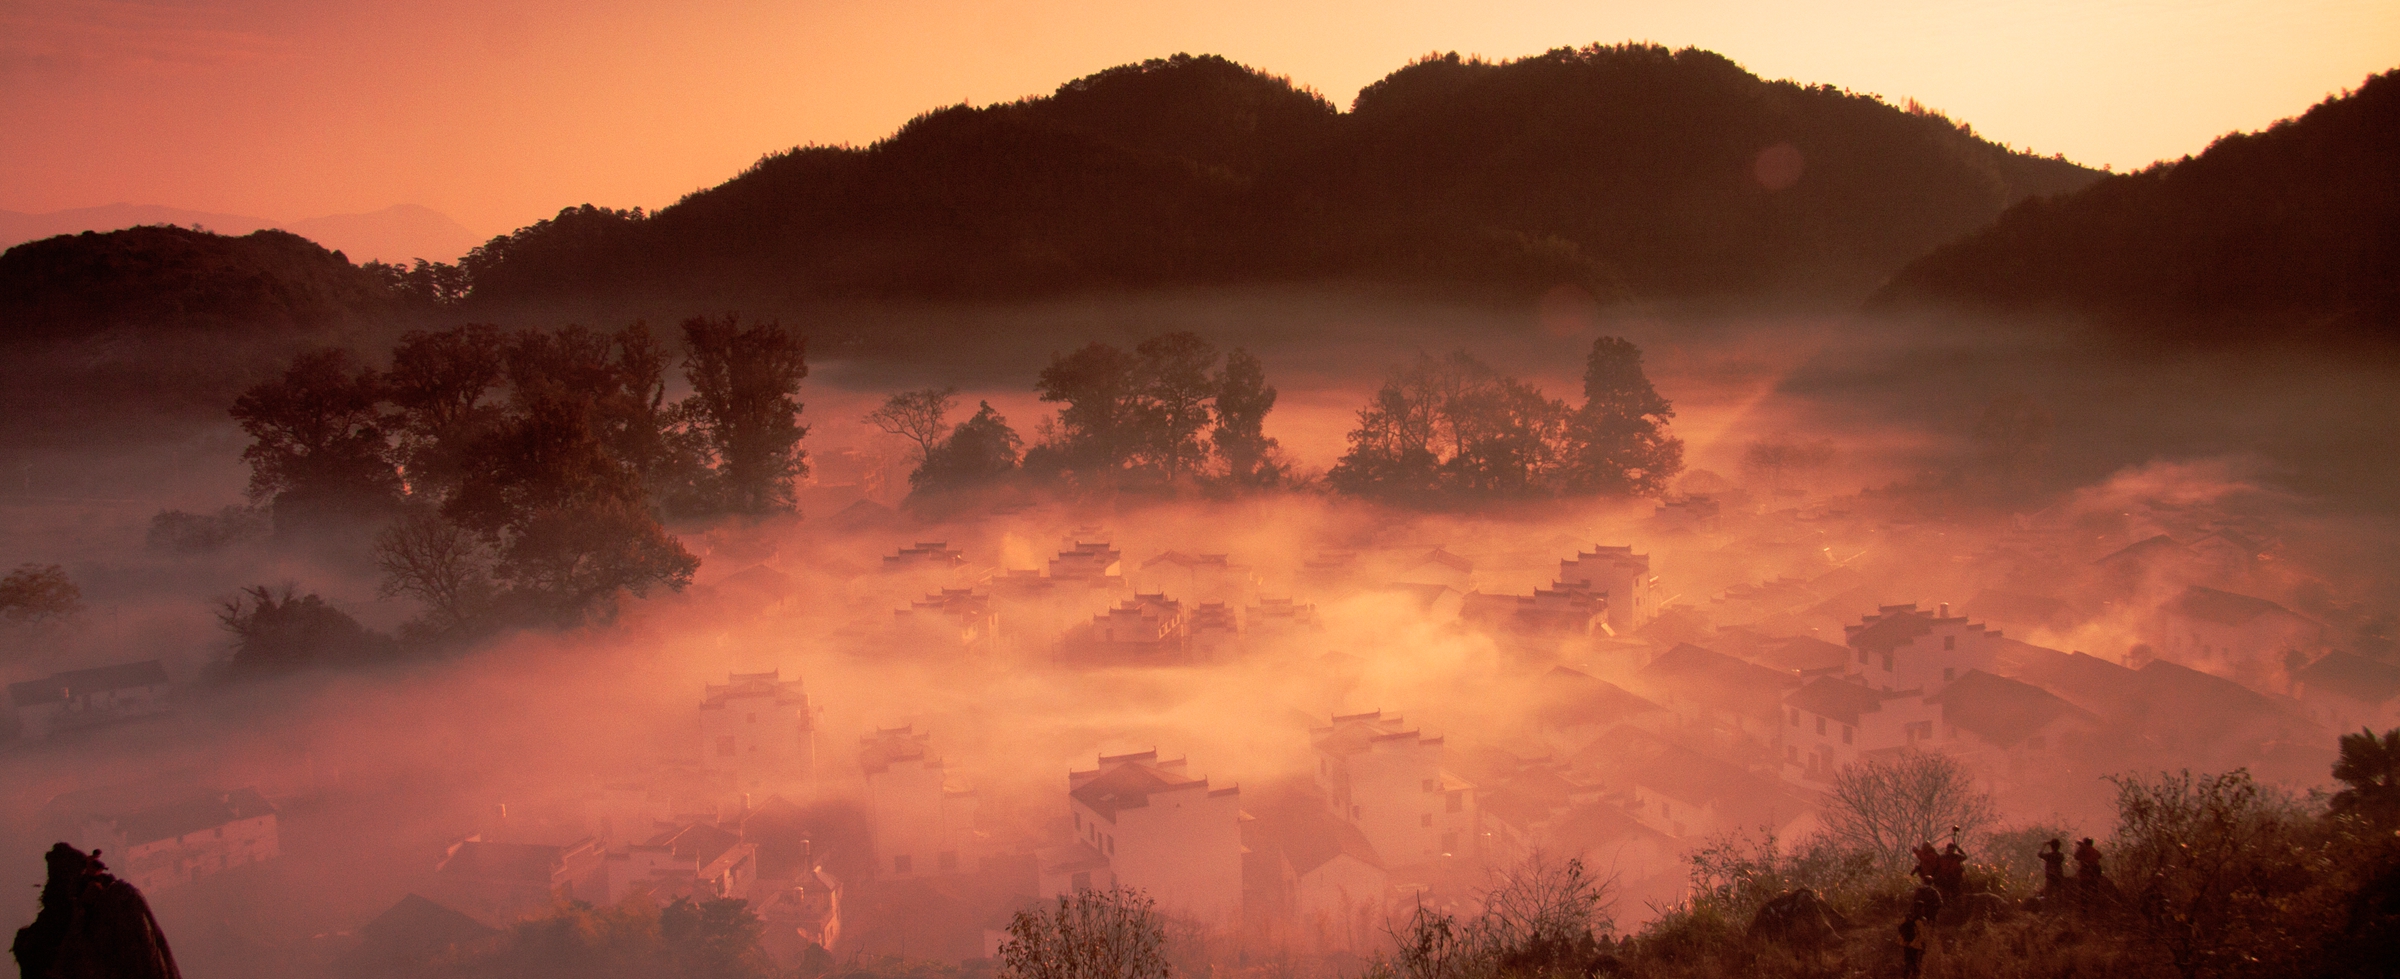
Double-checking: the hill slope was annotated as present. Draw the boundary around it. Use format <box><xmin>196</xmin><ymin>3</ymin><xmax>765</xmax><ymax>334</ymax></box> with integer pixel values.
<box><xmin>460</xmin><ymin>46</ymin><xmax>2099</xmax><ymax>315</ymax></box>
<box><xmin>1873</xmin><ymin>70</ymin><xmax>2400</xmax><ymax>347</ymax></box>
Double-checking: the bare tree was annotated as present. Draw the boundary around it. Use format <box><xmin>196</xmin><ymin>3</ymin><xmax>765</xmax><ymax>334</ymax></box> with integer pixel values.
<box><xmin>1381</xmin><ymin>852</ymin><xmax>1617</xmax><ymax>979</ymax></box>
<box><xmin>1823</xmin><ymin>752</ymin><xmax>1997</xmax><ymax>865</ymax></box>
<box><xmin>865</xmin><ymin>387</ymin><xmax>959</xmax><ymax>466</ymax></box>
<box><xmin>997</xmin><ymin>887</ymin><xmax>1169</xmax><ymax>979</ymax></box>
<box><xmin>1740</xmin><ymin>433</ymin><xmax>1836</xmax><ymax>495</ymax></box>
<box><xmin>374</xmin><ymin>509</ymin><xmax>492</xmax><ymax>634</ymax></box>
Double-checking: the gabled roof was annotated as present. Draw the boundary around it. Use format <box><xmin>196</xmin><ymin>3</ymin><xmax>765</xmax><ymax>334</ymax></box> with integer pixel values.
<box><xmin>1142</xmin><ymin>551</ymin><xmax>1231</xmax><ymax>569</ymax></box>
<box><xmin>1638</xmin><ymin>643</ymin><xmax>1798</xmax><ymax>719</ymax></box>
<box><xmin>1846</xmin><ymin>606</ymin><xmax>1938</xmax><ymax>655</ymax></box>
<box><xmin>1928</xmin><ymin>670</ymin><xmax>2095</xmax><ymax>747</ymax></box>
<box><xmin>2167</xmin><ymin>586</ymin><xmax>2313</xmax><ymax>628</ymax></box>
<box><xmin>1276</xmin><ymin>809</ymin><xmax>1384</xmax><ymax>875</ymax></box>
<box><xmin>337</xmin><ymin>894</ymin><xmax>497</xmax><ymax>974</ymax></box>
<box><xmin>1783</xmin><ymin>676</ymin><xmax>1891</xmax><ymax>726</ymax></box>
<box><xmin>1414</xmin><ymin>549</ymin><xmax>1473</xmax><ymax>573</ymax></box>
<box><xmin>1070</xmin><ymin>761</ymin><xmax>1207</xmax><ymax>820</ymax></box>
<box><xmin>1536</xmin><ymin>667</ymin><xmax>1665</xmax><ymax>728</ymax></box>
<box><xmin>2094</xmin><ymin>534</ymin><xmax>2190</xmax><ymax>568</ymax></box>
<box><xmin>9</xmin><ymin>660</ymin><xmax>170</xmax><ymax>707</ymax></box>
<box><xmin>2001</xmin><ymin>648</ymin><xmax>2144</xmax><ymax>719</ymax></box>
<box><xmin>2294</xmin><ymin>651</ymin><xmax>2400</xmax><ymax>706</ymax></box>
<box><xmin>111</xmin><ymin>787</ymin><xmax>274</xmax><ymax>846</ymax></box>
<box><xmin>438</xmin><ymin>841</ymin><xmax>568</xmax><ymax>884</ymax></box>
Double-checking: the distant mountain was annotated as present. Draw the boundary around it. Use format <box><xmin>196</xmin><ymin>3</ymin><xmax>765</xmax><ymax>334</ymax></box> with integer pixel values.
<box><xmin>0</xmin><ymin>204</ymin><xmax>283</xmax><ymax>245</ymax></box>
<box><xmin>287</xmin><ymin>205</ymin><xmax>482</xmax><ymax>265</ymax></box>
<box><xmin>460</xmin><ymin>45</ymin><xmax>2099</xmax><ymax>316</ymax></box>
<box><xmin>1873</xmin><ymin>70</ymin><xmax>2399</xmax><ymax>347</ymax></box>
<box><xmin>0</xmin><ymin>203</ymin><xmax>481</xmax><ymax>264</ymax></box>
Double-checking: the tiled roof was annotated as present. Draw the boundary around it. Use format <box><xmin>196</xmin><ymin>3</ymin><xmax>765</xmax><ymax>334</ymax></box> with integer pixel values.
<box><xmin>1783</xmin><ymin>676</ymin><xmax>1889</xmax><ymax>726</ymax></box>
<box><xmin>1928</xmin><ymin>670</ymin><xmax>2094</xmax><ymax>748</ymax></box>
<box><xmin>2168</xmin><ymin>586</ymin><xmax>2310</xmax><ymax>628</ymax></box>
<box><xmin>112</xmin><ymin>787</ymin><xmax>274</xmax><ymax>846</ymax></box>
<box><xmin>1070</xmin><ymin>762</ymin><xmax>1204</xmax><ymax>820</ymax></box>
<box><xmin>2295</xmin><ymin>651</ymin><xmax>2400</xmax><ymax>706</ymax></box>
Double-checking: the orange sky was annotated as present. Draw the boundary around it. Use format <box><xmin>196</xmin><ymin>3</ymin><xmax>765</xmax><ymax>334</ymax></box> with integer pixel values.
<box><xmin>2</xmin><ymin>0</ymin><xmax>2394</xmax><ymax>241</ymax></box>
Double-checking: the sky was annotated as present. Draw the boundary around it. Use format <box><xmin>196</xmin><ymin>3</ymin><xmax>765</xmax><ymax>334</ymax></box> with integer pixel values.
<box><xmin>1</xmin><ymin>0</ymin><xmax>2394</xmax><ymax>239</ymax></box>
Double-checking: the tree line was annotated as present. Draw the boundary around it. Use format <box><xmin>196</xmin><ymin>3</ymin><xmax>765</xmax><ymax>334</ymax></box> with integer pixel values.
<box><xmin>1326</xmin><ymin>336</ymin><xmax>1684</xmax><ymax>504</ymax></box>
<box><xmin>228</xmin><ymin>315</ymin><xmax>805</xmax><ymax>642</ymax></box>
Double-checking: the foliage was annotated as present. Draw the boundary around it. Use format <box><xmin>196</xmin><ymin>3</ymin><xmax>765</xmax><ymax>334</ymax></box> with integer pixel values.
<box><xmin>445</xmin><ymin>46</ymin><xmax>2098</xmax><ymax>314</ymax></box>
<box><xmin>2330</xmin><ymin>726</ymin><xmax>2400</xmax><ymax>828</ymax></box>
<box><xmin>372</xmin><ymin>507</ymin><xmax>495</xmax><ymax>641</ymax></box>
<box><xmin>1822</xmin><ymin>752</ymin><xmax>1998</xmax><ymax>868</ymax></box>
<box><xmin>228</xmin><ymin>347</ymin><xmax>402</xmax><ymax>530</ymax></box>
<box><xmin>429</xmin><ymin>896</ymin><xmax>771</xmax><ymax>979</ymax></box>
<box><xmin>1210</xmin><ymin>348</ymin><xmax>1285</xmax><ymax>487</ymax></box>
<box><xmin>364</xmin><ymin>258</ymin><xmax>472</xmax><ymax>306</ymax></box>
<box><xmin>867</xmin><ymin>387</ymin><xmax>961</xmax><ymax>466</ymax></box>
<box><xmin>676</xmin><ymin>314</ymin><xmax>810</xmax><ymax>514</ymax></box>
<box><xmin>1877</xmin><ymin>69</ymin><xmax>2400</xmax><ymax>347</ymax></box>
<box><xmin>0</xmin><ymin>564</ymin><xmax>82</xmax><ymax>624</ymax></box>
<box><xmin>145</xmin><ymin>505</ymin><xmax>270</xmax><ymax>554</ymax></box>
<box><xmin>213</xmin><ymin>584</ymin><xmax>398</xmax><ymax>677</ymax></box>
<box><xmin>911</xmin><ymin>401</ymin><xmax>1023</xmax><ymax>493</ymax></box>
<box><xmin>2107</xmin><ymin>769</ymin><xmax>2339</xmax><ymax>979</ymax></box>
<box><xmin>1329</xmin><ymin>337</ymin><xmax>1680</xmax><ymax>505</ymax></box>
<box><xmin>1372</xmin><ymin>854</ymin><xmax>1618</xmax><ymax>979</ymax></box>
<box><xmin>997</xmin><ymin>887</ymin><xmax>1169</xmax><ymax>979</ymax></box>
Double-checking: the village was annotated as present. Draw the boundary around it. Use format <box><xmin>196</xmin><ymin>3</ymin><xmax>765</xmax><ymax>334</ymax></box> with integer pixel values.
<box><xmin>5</xmin><ymin>476</ymin><xmax>2394</xmax><ymax>976</ymax></box>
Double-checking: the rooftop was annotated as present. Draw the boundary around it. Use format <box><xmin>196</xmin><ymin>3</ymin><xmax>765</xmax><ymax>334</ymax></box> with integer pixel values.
<box><xmin>8</xmin><ymin>660</ymin><xmax>169</xmax><ymax>707</ymax></box>
<box><xmin>1928</xmin><ymin>670</ymin><xmax>2096</xmax><ymax>748</ymax></box>
<box><xmin>2294</xmin><ymin>651</ymin><xmax>2400</xmax><ymax>706</ymax></box>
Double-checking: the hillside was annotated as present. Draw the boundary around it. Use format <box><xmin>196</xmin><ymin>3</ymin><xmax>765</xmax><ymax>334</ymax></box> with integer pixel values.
<box><xmin>0</xmin><ymin>225</ymin><xmax>397</xmax><ymax>343</ymax></box>
<box><xmin>460</xmin><ymin>46</ymin><xmax>2099</xmax><ymax>316</ymax></box>
<box><xmin>1873</xmin><ymin>69</ymin><xmax>2400</xmax><ymax>348</ymax></box>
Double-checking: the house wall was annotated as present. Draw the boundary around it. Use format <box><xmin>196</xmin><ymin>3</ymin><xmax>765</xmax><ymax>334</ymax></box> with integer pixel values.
<box><xmin>17</xmin><ymin>681</ymin><xmax>172</xmax><ymax>738</ymax></box>
<box><xmin>867</xmin><ymin>758</ymin><xmax>979</xmax><ymax>878</ymax></box>
<box><xmin>104</xmin><ymin>813</ymin><xmax>279</xmax><ymax>893</ymax></box>
<box><xmin>1292</xmin><ymin>855</ymin><xmax>1389</xmax><ymax>955</ymax></box>
<box><xmin>1078</xmin><ymin>784</ymin><xmax>1243</xmax><ymax>926</ymax></box>
<box><xmin>1850</xmin><ymin>622</ymin><xmax>2000</xmax><ymax>697</ymax></box>
<box><xmin>1317</xmin><ymin>736</ymin><xmax>1470</xmax><ymax>868</ymax></box>
<box><xmin>1780</xmin><ymin>695</ymin><xmax>1935</xmax><ymax>780</ymax></box>
<box><xmin>700</xmin><ymin>692</ymin><xmax>814</xmax><ymax>791</ymax></box>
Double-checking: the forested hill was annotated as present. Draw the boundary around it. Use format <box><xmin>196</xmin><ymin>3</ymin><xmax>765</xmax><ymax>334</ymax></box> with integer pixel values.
<box><xmin>1873</xmin><ymin>69</ymin><xmax>2400</xmax><ymax>348</ymax></box>
<box><xmin>0</xmin><ymin>225</ymin><xmax>397</xmax><ymax>343</ymax></box>
<box><xmin>460</xmin><ymin>45</ymin><xmax>2099</xmax><ymax>311</ymax></box>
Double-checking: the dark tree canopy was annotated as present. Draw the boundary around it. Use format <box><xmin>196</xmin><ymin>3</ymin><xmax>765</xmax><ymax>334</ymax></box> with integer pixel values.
<box><xmin>1563</xmin><ymin>336</ymin><xmax>1683</xmax><ymax>496</ymax></box>
<box><xmin>1212</xmin><ymin>348</ymin><xmax>1283</xmax><ymax>486</ymax></box>
<box><xmin>912</xmin><ymin>401</ymin><xmax>1023</xmax><ymax>493</ymax></box>
<box><xmin>1032</xmin><ymin>342</ymin><xmax>1146</xmax><ymax>474</ymax></box>
<box><xmin>228</xmin><ymin>348</ymin><xmax>402</xmax><ymax>530</ymax></box>
<box><xmin>676</xmin><ymin>314</ymin><xmax>809</xmax><ymax>514</ymax></box>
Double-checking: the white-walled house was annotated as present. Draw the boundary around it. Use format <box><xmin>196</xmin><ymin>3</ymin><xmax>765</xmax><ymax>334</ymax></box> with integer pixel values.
<box><xmin>860</xmin><ymin>725</ymin><xmax>983</xmax><ymax>879</ymax></box>
<box><xmin>1844</xmin><ymin>603</ymin><xmax>2004</xmax><ymax>697</ymax></box>
<box><xmin>1044</xmin><ymin>750</ymin><xmax>1244</xmax><ymax>926</ymax></box>
<box><xmin>72</xmin><ymin>787</ymin><xmax>278</xmax><ymax>894</ymax></box>
<box><xmin>1557</xmin><ymin>545</ymin><xmax>1655</xmax><ymax>634</ymax></box>
<box><xmin>8</xmin><ymin>661</ymin><xmax>172</xmax><ymax>738</ymax></box>
<box><xmin>1779</xmin><ymin>676</ymin><xmax>1936</xmax><ymax>783</ymax></box>
<box><xmin>1310</xmin><ymin>711</ymin><xmax>1477</xmax><ymax>869</ymax></box>
<box><xmin>700</xmin><ymin>670</ymin><xmax>817</xmax><ymax>793</ymax></box>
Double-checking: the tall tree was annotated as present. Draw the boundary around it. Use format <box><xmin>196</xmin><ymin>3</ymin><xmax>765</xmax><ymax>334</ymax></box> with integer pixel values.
<box><xmin>229</xmin><ymin>348</ymin><xmax>400</xmax><ymax>529</ymax></box>
<box><xmin>1563</xmin><ymin>336</ymin><xmax>1683</xmax><ymax>496</ymax></box>
<box><xmin>678</xmin><ymin>315</ymin><xmax>809</xmax><ymax>514</ymax></box>
<box><xmin>864</xmin><ymin>387</ymin><xmax>959</xmax><ymax>466</ymax></box>
<box><xmin>1033</xmin><ymin>342</ymin><xmax>1143</xmax><ymax>473</ymax></box>
<box><xmin>912</xmin><ymin>401</ymin><xmax>1023</xmax><ymax>492</ymax></box>
<box><xmin>1211</xmin><ymin>348</ymin><xmax>1283</xmax><ymax>486</ymax></box>
<box><xmin>384</xmin><ymin>324</ymin><xmax>507</xmax><ymax>498</ymax></box>
<box><xmin>1132</xmin><ymin>331</ymin><xmax>1219</xmax><ymax>479</ymax></box>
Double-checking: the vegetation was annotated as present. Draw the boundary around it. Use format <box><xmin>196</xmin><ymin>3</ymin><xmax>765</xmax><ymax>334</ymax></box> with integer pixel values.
<box><xmin>445</xmin><ymin>46</ymin><xmax>2096</xmax><ymax>320</ymax></box>
<box><xmin>1875</xmin><ymin>69</ymin><xmax>2400</xmax><ymax>348</ymax></box>
<box><xmin>426</xmin><ymin>896</ymin><xmax>773</xmax><ymax>979</ymax></box>
<box><xmin>0</xmin><ymin>564</ymin><xmax>81</xmax><ymax>624</ymax></box>
<box><xmin>997</xmin><ymin>888</ymin><xmax>1170</xmax><ymax>979</ymax></box>
<box><xmin>1821</xmin><ymin>752</ymin><xmax>1998</xmax><ymax>867</ymax></box>
<box><xmin>213</xmin><ymin>584</ymin><xmax>398</xmax><ymax>676</ymax></box>
<box><xmin>1022</xmin><ymin>332</ymin><xmax>1287</xmax><ymax>490</ymax></box>
<box><xmin>1328</xmin><ymin>337</ymin><xmax>1681</xmax><ymax>504</ymax></box>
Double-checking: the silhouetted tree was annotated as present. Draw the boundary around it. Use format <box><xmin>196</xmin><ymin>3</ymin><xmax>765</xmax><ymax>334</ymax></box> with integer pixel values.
<box><xmin>1328</xmin><ymin>351</ymin><xmax>1573</xmax><ymax>502</ymax></box>
<box><xmin>1823</xmin><ymin>752</ymin><xmax>1997</xmax><ymax>867</ymax></box>
<box><xmin>864</xmin><ymin>387</ymin><xmax>959</xmax><ymax>467</ymax></box>
<box><xmin>1742</xmin><ymin>433</ymin><xmax>1836</xmax><ymax>494</ymax></box>
<box><xmin>0</xmin><ymin>564</ymin><xmax>81</xmax><ymax>624</ymax></box>
<box><xmin>214</xmin><ymin>584</ymin><xmax>397</xmax><ymax>676</ymax></box>
<box><xmin>998</xmin><ymin>887</ymin><xmax>1169</xmax><ymax>979</ymax></box>
<box><xmin>1211</xmin><ymin>348</ymin><xmax>1284</xmax><ymax>486</ymax></box>
<box><xmin>229</xmin><ymin>348</ymin><xmax>400</xmax><ymax>530</ymax></box>
<box><xmin>1562</xmin><ymin>336</ymin><xmax>1682</xmax><ymax>496</ymax></box>
<box><xmin>911</xmin><ymin>401</ymin><xmax>1022</xmax><ymax>492</ymax></box>
<box><xmin>373</xmin><ymin>507</ymin><xmax>494</xmax><ymax>640</ymax></box>
<box><xmin>384</xmin><ymin>324</ymin><xmax>507</xmax><ymax>498</ymax></box>
<box><xmin>1032</xmin><ymin>342</ymin><xmax>1144</xmax><ymax>475</ymax></box>
<box><xmin>2332</xmin><ymin>726</ymin><xmax>2400</xmax><ymax>829</ymax></box>
<box><xmin>1132</xmin><ymin>331</ymin><xmax>1219</xmax><ymax>479</ymax></box>
<box><xmin>677</xmin><ymin>315</ymin><xmax>809</xmax><ymax>515</ymax></box>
